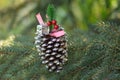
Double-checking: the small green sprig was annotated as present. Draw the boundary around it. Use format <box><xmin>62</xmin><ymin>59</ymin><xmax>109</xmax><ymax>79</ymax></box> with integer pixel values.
<box><xmin>46</xmin><ymin>4</ymin><xmax>55</xmax><ymax>31</ymax></box>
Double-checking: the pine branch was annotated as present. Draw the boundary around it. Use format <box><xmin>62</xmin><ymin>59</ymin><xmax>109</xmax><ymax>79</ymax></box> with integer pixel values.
<box><xmin>0</xmin><ymin>22</ymin><xmax>119</xmax><ymax>80</ymax></box>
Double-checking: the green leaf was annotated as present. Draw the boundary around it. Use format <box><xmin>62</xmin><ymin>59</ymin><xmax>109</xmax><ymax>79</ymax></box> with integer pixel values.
<box><xmin>47</xmin><ymin>4</ymin><xmax>55</xmax><ymax>21</ymax></box>
<box><xmin>46</xmin><ymin>4</ymin><xmax>55</xmax><ymax>31</ymax></box>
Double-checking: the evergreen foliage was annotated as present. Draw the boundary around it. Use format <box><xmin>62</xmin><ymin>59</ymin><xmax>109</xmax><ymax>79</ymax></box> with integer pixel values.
<box><xmin>0</xmin><ymin>22</ymin><xmax>120</xmax><ymax>80</ymax></box>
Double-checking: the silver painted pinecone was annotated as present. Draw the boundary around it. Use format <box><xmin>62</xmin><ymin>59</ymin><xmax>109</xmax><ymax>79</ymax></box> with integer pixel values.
<box><xmin>35</xmin><ymin>32</ymin><xmax>68</xmax><ymax>72</ymax></box>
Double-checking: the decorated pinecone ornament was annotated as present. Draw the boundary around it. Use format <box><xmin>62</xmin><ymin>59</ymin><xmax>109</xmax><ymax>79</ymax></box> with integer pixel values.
<box><xmin>35</xmin><ymin>5</ymin><xmax>68</xmax><ymax>72</ymax></box>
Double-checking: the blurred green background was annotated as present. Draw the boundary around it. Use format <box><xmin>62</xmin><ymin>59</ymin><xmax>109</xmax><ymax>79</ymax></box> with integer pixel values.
<box><xmin>0</xmin><ymin>0</ymin><xmax>120</xmax><ymax>39</ymax></box>
<box><xmin>0</xmin><ymin>0</ymin><xmax>120</xmax><ymax>80</ymax></box>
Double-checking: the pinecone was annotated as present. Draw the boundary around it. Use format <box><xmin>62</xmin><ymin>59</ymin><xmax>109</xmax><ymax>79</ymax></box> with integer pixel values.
<box><xmin>35</xmin><ymin>30</ymin><xmax>68</xmax><ymax>72</ymax></box>
<box><xmin>35</xmin><ymin>5</ymin><xmax>68</xmax><ymax>72</ymax></box>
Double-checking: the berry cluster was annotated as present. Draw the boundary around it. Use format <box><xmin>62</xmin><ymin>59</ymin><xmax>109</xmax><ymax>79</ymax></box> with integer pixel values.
<box><xmin>47</xmin><ymin>20</ymin><xmax>59</xmax><ymax>29</ymax></box>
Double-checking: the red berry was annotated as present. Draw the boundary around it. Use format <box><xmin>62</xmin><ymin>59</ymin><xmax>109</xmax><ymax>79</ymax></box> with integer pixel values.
<box><xmin>54</xmin><ymin>25</ymin><xmax>59</xmax><ymax>29</ymax></box>
<box><xmin>52</xmin><ymin>20</ymin><xmax>57</xmax><ymax>25</ymax></box>
<box><xmin>47</xmin><ymin>21</ymin><xmax>52</xmax><ymax>26</ymax></box>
